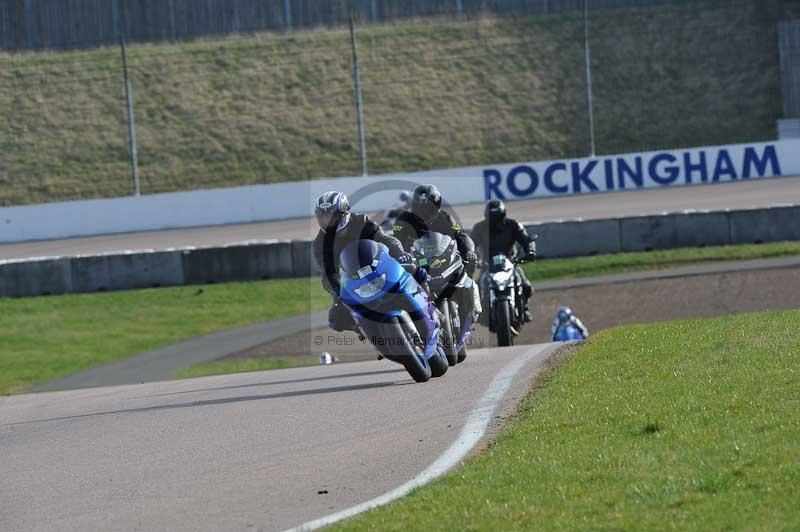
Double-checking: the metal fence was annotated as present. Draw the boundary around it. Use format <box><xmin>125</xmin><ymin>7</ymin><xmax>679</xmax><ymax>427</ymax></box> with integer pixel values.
<box><xmin>0</xmin><ymin>0</ymin><xmax>761</xmax><ymax>51</ymax></box>
<box><xmin>780</xmin><ymin>20</ymin><xmax>800</xmax><ymax>117</ymax></box>
<box><xmin>0</xmin><ymin>0</ymin><xmax>787</xmax><ymax>206</ymax></box>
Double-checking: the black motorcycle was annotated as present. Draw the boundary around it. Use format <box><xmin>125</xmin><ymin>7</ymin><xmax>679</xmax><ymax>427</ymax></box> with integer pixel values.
<box><xmin>411</xmin><ymin>232</ymin><xmax>477</xmax><ymax>365</ymax></box>
<box><xmin>479</xmin><ymin>253</ymin><xmax>533</xmax><ymax>347</ymax></box>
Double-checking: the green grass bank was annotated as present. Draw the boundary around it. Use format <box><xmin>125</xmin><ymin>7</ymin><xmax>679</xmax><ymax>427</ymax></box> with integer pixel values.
<box><xmin>332</xmin><ymin>309</ymin><xmax>800</xmax><ymax>530</ymax></box>
<box><xmin>0</xmin><ymin>0</ymin><xmax>781</xmax><ymax>205</ymax></box>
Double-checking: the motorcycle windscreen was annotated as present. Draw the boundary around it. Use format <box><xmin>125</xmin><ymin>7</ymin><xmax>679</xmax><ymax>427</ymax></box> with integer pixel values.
<box><xmin>338</xmin><ymin>240</ymin><xmax>406</xmax><ymax>304</ymax></box>
<box><xmin>339</xmin><ymin>239</ymin><xmax>383</xmax><ymax>278</ymax></box>
<box><xmin>413</xmin><ymin>232</ymin><xmax>458</xmax><ymax>275</ymax></box>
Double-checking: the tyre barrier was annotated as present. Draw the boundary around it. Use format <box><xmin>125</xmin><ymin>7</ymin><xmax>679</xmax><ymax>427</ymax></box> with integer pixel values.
<box><xmin>1</xmin><ymin>205</ymin><xmax>798</xmax><ymax>297</ymax></box>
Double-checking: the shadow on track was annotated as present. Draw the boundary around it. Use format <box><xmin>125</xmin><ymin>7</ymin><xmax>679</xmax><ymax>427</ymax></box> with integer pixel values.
<box><xmin>5</xmin><ymin>379</ymin><xmax>405</xmax><ymax>428</ymax></box>
<box><xmin>139</xmin><ymin>367</ymin><xmax>406</xmax><ymax>399</ymax></box>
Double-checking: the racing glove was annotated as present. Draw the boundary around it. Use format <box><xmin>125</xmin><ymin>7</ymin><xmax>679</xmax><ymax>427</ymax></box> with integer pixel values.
<box><xmin>463</xmin><ymin>251</ymin><xmax>478</xmax><ymax>276</ymax></box>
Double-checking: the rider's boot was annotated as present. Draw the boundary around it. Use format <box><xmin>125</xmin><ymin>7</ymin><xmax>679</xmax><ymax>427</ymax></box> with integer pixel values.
<box><xmin>523</xmin><ymin>306</ymin><xmax>533</xmax><ymax>323</ymax></box>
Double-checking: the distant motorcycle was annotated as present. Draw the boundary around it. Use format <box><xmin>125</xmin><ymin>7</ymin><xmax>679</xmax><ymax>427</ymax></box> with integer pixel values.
<box><xmin>411</xmin><ymin>232</ymin><xmax>477</xmax><ymax>365</ymax></box>
<box><xmin>552</xmin><ymin>324</ymin><xmax>586</xmax><ymax>342</ymax></box>
<box><xmin>479</xmin><ymin>253</ymin><xmax>533</xmax><ymax>347</ymax></box>
<box><xmin>338</xmin><ymin>239</ymin><xmax>449</xmax><ymax>382</ymax></box>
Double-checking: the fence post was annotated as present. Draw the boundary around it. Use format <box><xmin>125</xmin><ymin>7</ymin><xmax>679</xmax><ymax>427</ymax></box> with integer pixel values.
<box><xmin>284</xmin><ymin>0</ymin><xmax>293</xmax><ymax>31</ymax></box>
<box><xmin>119</xmin><ymin>35</ymin><xmax>141</xmax><ymax>196</ymax></box>
<box><xmin>456</xmin><ymin>0</ymin><xmax>463</xmax><ymax>17</ymax></box>
<box><xmin>350</xmin><ymin>14</ymin><xmax>368</xmax><ymax>177</ymax></box>
<box><xmin>371</xmin><ymin>0</ymin><xmax>378</xmax><ymax>21</ymax></box>
<box><xmin>23</xmin><ymin>0</ymin><xmax>37</xmax><ymax>49</ymax></box>
<box><xmin>583</xmin><ymin>0</ymin><xmax>597</xmax><ymax>157</ymax></box>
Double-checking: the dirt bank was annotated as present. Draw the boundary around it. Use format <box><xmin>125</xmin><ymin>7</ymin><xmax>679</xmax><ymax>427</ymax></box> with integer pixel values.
<box><xmin>222</xmin><ymin>266</ymin><xmax>800</xmax><ymax>363</ymax></box>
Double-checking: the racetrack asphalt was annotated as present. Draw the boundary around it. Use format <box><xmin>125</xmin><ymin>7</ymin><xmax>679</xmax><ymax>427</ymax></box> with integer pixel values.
<box><xmin>2</xmin><ymin>176</ymin><xmax>799</xmax><ymax>260</ymax></box>
<box><xmin>0</xmin><ymin>342</ymin><xmax>559</xmax><ymax>532</ymax></box>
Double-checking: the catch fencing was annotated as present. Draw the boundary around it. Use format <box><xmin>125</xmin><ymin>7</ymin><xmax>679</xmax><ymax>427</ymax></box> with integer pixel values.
<box><xmin>779</xmin><ymin>20</ymin><xmax>800</xmax><ymax>117</ymax></box>
<box><xmin>0</xmin><ymin>0</ymin><xmax>788</xmax><ymax>207</ymax></box>
<box><xmin>0</xmin><ymin>0</ymin><xmax>765</xmax><ymax>51</ymax></box>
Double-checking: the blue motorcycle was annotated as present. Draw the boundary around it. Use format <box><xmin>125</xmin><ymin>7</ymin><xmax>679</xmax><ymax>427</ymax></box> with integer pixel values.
<box><xmin>338</xmin><ymin>240</ymin><xmax>449</xmax><ymax>383</ymax></box>
<box><xmin>553</xmin><ymin>324</ymin><xmax>586</xmax><ymax>342</ymax></box>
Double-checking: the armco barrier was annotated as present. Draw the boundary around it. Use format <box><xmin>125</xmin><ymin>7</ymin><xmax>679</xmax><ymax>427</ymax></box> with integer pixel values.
<box><xmin>3</xmin><ymin>205</ymin><xmax>800</xmax><ymax>298</ymax></box>
<box><xmin>729</xmin><ymin>205</ymin><xmax>800</xmax><ymax>244</ymax></box>
<box><xmin>0</xmin><ymin>258</ymin><xmax>73</xmax><ymax>297</ymax></box>
<box><xmin>526</xmin><ymin>218</ymin><xmax>621</xmax><ymax>258</ymax></box>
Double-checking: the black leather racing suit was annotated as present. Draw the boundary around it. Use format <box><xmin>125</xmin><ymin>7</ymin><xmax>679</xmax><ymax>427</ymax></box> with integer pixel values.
<box><xmin>313</xmin><ymin>213</ymin><xmax>405</xmax><ymax>331</ymax></box>
<box><xmin>393</xmin><ymin>210</ymin><xmax>476</xmax><ymax>268</ymax></box>
<box><xmin>470</xmin><ymin>218</ymin><xmax>536</xmax><ymax>320</ymax></box>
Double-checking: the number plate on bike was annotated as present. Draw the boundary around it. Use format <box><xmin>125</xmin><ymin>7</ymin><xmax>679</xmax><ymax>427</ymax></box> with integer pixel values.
<box><xmin>492</xmin><ymin>255</ymin><xmax>505</xmax><ymax>266</ymax></box>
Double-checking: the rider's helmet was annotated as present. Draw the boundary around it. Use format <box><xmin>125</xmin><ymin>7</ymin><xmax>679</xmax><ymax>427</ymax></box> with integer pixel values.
<box><xmin>315</xmin><ymin>191</ymin><xmax>351</xmax><ymax>232</ymax></box>
<box><xmin>556</xmin><ymin>306</ymin><xmax>573</xmax><ymax>324</ymax></box>
<box><xmin>411</xmin><ymin>184</ymin><xmax>442</xmax><ymax>224</ymax></box>
<box><xmin>485</xmin><ymin>199</ymin><xmax>507</xmax><ymax>230</ymax></box>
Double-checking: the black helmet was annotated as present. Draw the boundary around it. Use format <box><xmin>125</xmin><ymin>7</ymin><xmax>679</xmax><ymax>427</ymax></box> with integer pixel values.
<box><xmin>411</xmin><ymin>184</ymin><xmax>442</xmax><ymax>223</ymax></box>
<box><xmin>315</xmin><ymin>191</ymin><xmax>351</xmax><ymax>231</ymax></box>
<box><xmin>485</xmin><ymin>199</ymin><xmax>506</xmax><ymax>228</ymax></box>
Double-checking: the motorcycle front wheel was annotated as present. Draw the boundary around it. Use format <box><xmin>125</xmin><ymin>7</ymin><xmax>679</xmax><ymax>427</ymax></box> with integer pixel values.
<box><xmin>438</xmin><ymin>301</ymin><xmax>459</xmax><ymax>366</ymax></box>
<box><xmin>371</xmin><ymin>316</ymin><xmax>432</xmax><ymax>383</ymax></box>
<box><xmin>496</xmin><ymin>299</ymin><xmax>513</xmax><ymax>347</ymax></box>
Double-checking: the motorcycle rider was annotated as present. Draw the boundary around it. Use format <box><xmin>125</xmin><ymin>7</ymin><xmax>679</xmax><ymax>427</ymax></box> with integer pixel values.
<box><xmin>312</xmin><ymin>191</ymin><xmax>416</xmax><ymax>332</ymax></box>
<box><xmin>393</xmin><ymin>184</ymin><xmax>479</xmax><ymax>275</ymax></box>
<box><xmin>471</xmin><ymin>199</ymin><xmax>537</xmax><ymax>323</ymax></box>
<box><xmin>551</xmin><ymin>306</ymin><xmax>590</xmax><ymax>341</ymax></box>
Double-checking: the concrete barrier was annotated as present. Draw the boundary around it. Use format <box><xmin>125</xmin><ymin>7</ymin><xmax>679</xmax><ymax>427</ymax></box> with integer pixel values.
<box><xmin>673</xmin><ymin>211</ymin><xmax>732</xmax><ymax>248</ymax></box>
<box><xmin>729</xmin><ymin>205</ymin><xmax>800</xmax><ymax>244</ymax></box>
<box><xmin>290</xmin><ymin>240</ymin><xmax>318</xmax><ymax>278</ymax></box>
<box><xmin>71</xmin><ymin>252</ymin><xmax>185</xmax><ymax>293</ymax></box>
<box><xmin>4</xmin><ymin>205</ymin><xmax>800</xmax><ymax>299</ymax></box>
<box><xmin>264</xmin><ymin>242</ymin><xmax>294</xmax><ymax>279</ymax></box>
<box><xmin>182</xmin><ymin>242</ymin><xmax>294</xmax><ymax>285</ymax></box>
<box><xmin>0</xmin><ymin>258</ymin><xmax>73</xmax><ymax>297</ymax></box>
<box><xmin>619</xmin><ymin>214</ymin><xmax>679</xmax><ymax>252</ymax></box>
<box><xmin>527</xmin><ymin>219</ymin><xmax>621</xmax><ymax>258</ymax></box>
<box><xmin>620</xmin><ymin>210</ymin><xmax>737</xmax><ymax>251</ymax></box>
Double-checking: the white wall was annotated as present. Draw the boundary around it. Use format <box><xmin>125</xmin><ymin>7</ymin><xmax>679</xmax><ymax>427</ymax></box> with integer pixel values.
<box><xmin>2</xmin><ymin>139</ymin><xmax>799</xmax><ymax>243</ymax></box>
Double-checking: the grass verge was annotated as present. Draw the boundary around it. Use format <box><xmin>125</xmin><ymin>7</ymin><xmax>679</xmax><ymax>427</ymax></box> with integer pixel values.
<box><xmin>330</xmin><ymin>309</ymin><xmax>800</xmax><ymax>530</ymax></box>
<box><xmin>0</xmin><ymin>278</ymin><xmax>328</xmax><ymax>394</ymax></box>
<box><xmin>2</xmin><ymin>241</ymin><xmax>799</xmax><ymax>393</ymax></box>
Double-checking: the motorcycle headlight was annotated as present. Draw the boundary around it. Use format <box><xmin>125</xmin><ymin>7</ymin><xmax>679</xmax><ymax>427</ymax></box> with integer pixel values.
<box><xmin>492</xmin><ymin>270</ymin><xmax>512</xmax><ymax>289</ymax></box>
<box><xmin>354</xmin><ymin>274</ymin><xmax>387</xmax><ymax>298</ymax></box>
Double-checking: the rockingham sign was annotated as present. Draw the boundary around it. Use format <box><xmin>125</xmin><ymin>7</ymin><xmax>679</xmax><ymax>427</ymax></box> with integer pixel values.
<box><xmin>481</xmin><ymin>142</ymin><xmax>788</xmax><ymax>201</ymax></box>
<box><xmin>1</xmin><ymin>140</ymin><xmax>799</xmax><ymax>243</ymax></box>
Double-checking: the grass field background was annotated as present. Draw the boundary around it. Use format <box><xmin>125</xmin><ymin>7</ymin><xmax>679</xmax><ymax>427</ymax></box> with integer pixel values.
<box><xmin>332</xmin><ymin>310</ymin><xmax>800</xmax><ymax>530</ymax></box>
<box><xmin>0</xmin><ymin>0</ymin><xmax>781</xmax><ymax>206</ymax></box>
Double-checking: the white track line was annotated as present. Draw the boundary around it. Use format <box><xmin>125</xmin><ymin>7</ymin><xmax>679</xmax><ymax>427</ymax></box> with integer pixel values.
<box><xmin>283</xmin><ymin>345</ymin><xmax>550</xmax><ymax>532</ymax></box>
